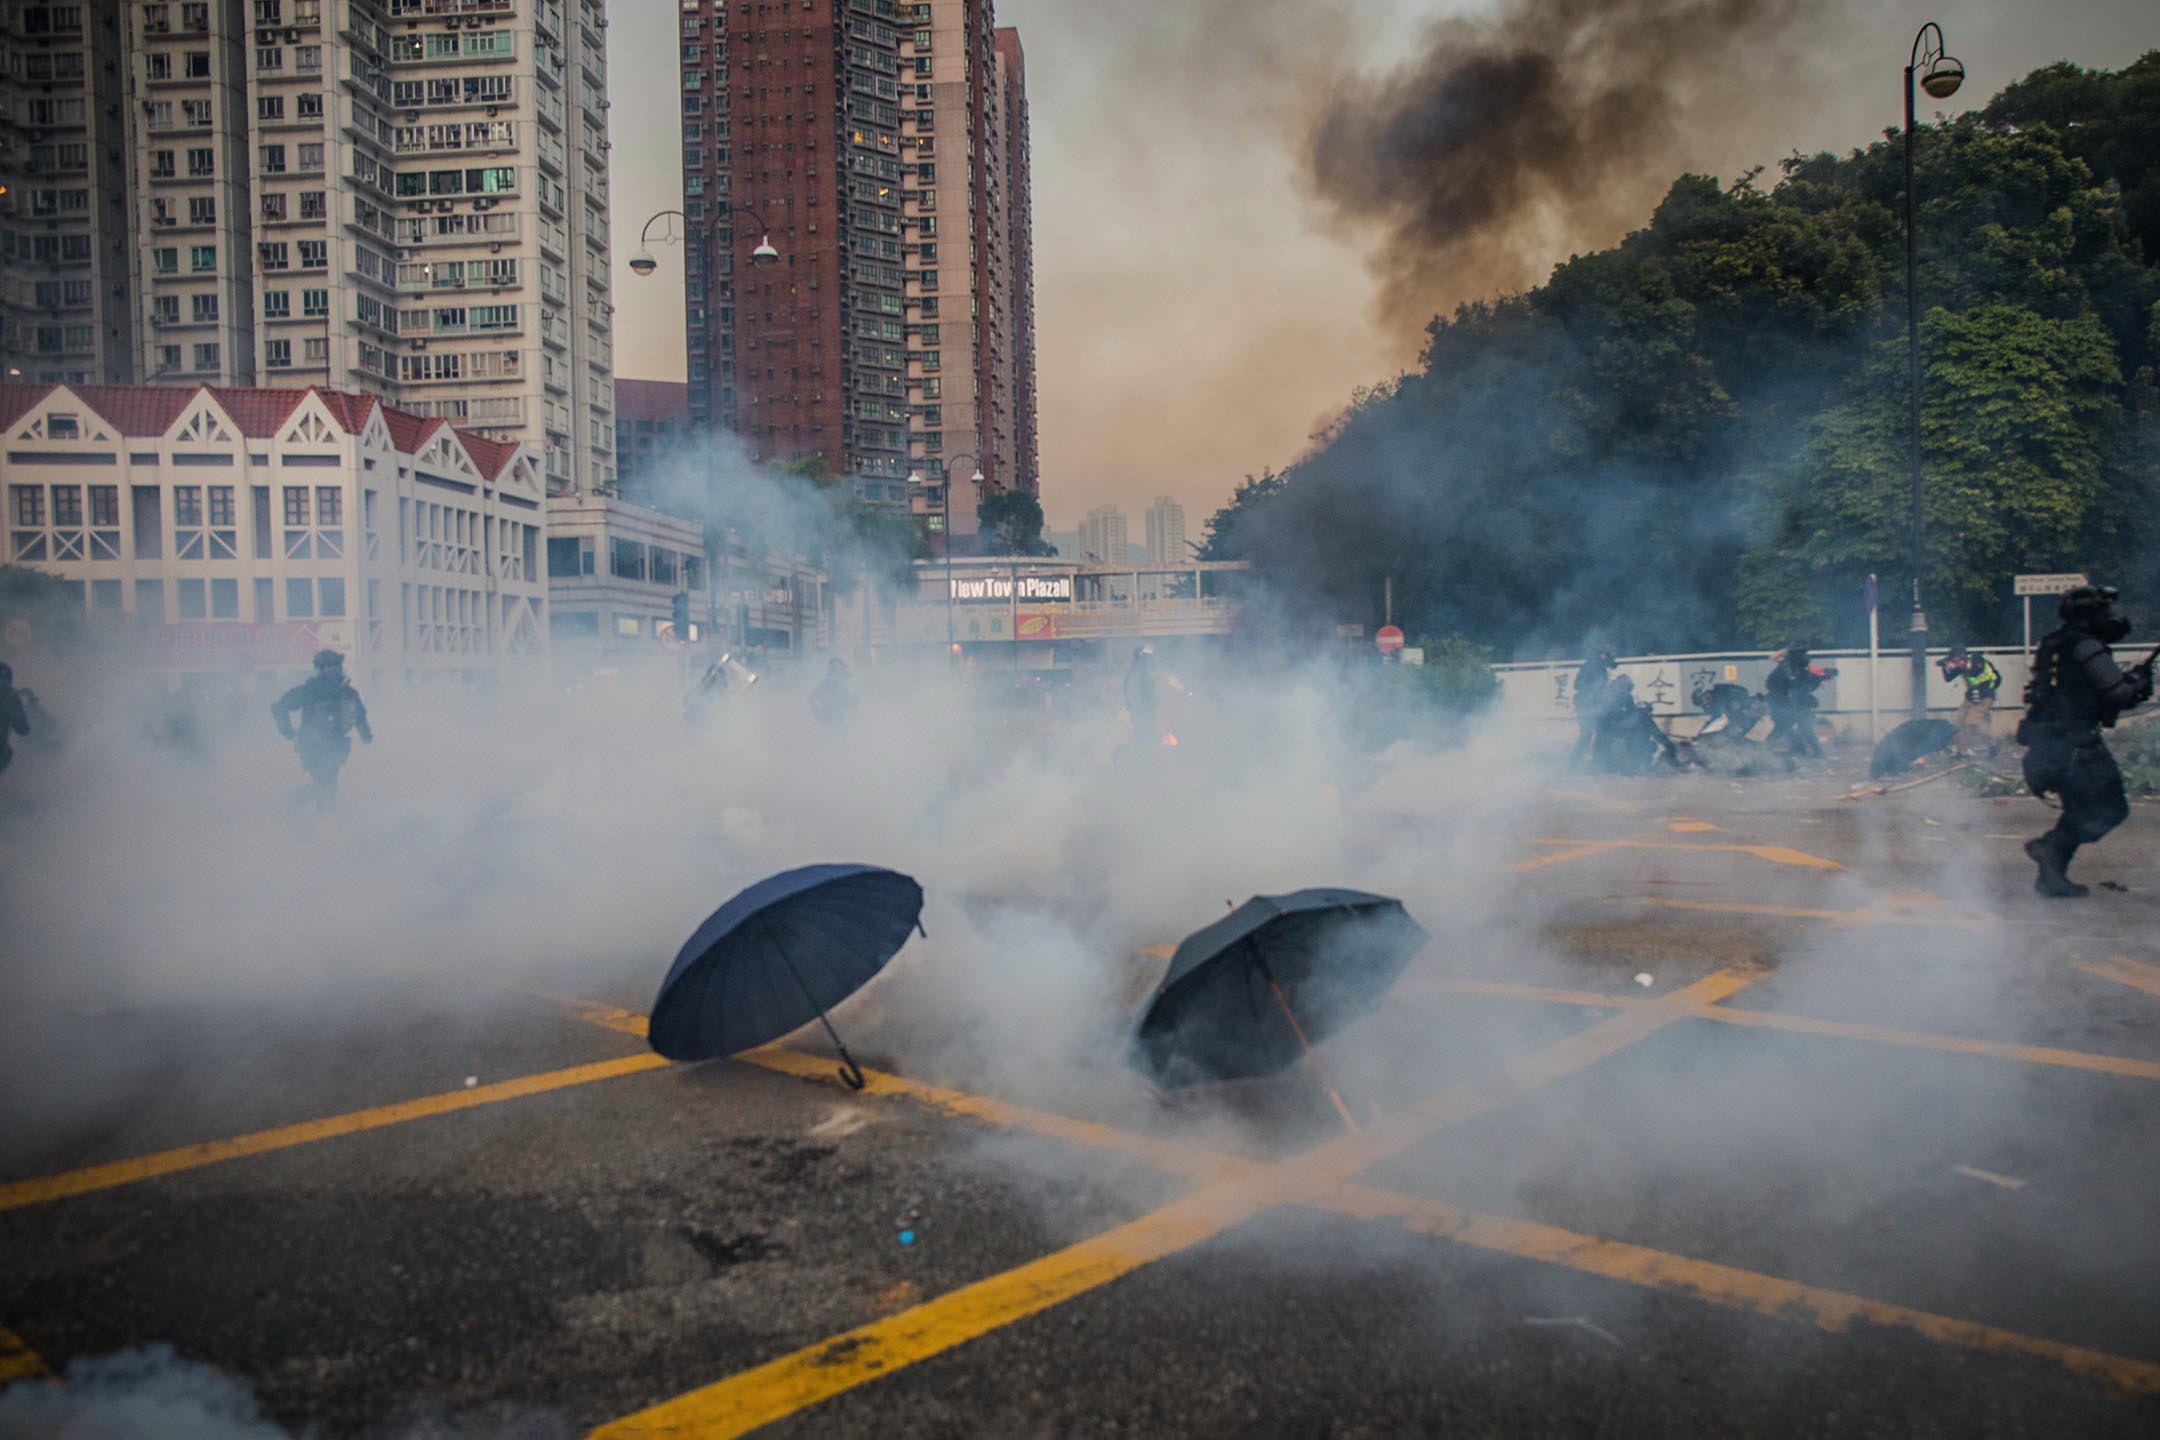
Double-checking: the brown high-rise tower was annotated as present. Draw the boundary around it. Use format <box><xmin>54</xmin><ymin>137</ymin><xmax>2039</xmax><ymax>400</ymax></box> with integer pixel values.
<box><xmin>679</xmin><ymin>1</ymin><xmax>1036</xmax><ymax>532</ymax></box>
<box><xmin>678</xmin><ymin>0</ymin><xmax>910</xmax><ymax>486</ymax></box>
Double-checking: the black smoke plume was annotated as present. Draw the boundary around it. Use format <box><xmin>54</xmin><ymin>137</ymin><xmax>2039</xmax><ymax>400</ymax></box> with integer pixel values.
<box><xmin>1306</xmin><ymin>0</ymin><xmax>1825</xmax><ymax>325</ymax></box>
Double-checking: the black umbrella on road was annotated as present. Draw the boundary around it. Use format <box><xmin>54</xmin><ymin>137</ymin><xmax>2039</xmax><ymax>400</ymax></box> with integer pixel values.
<box><xmin>1131</xmin><ymin>889</ymin><xmax>1428</xmax><ymax>1129</ymax></box>
<box><xmin>1870</xmin><ymin>717</ymin><xmax>1958</xmax><ymax>778</ymax></box>
<box><xmin>649</xmin><ymin>863</ymin><xmax>924</xmax><ymax>1089</ymax></box>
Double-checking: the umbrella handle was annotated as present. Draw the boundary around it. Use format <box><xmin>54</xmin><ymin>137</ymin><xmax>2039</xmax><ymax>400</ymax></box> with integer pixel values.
<box><xmin>835</xmin><ymin>1048</ymin><xmax>867</xmax><ymax>1091</ymax></box>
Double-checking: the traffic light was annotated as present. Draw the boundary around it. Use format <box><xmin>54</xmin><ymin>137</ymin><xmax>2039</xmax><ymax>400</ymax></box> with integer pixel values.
<box><xmin>671</xmin><ymin>591</ymin><xmax>690</xmax><ymax>634</ymax></box>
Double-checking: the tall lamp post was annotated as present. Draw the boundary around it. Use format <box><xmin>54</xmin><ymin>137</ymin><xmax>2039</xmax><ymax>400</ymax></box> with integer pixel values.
<box><xmin>1903</xmin><ymin>22</ymin><xmax>1964</xmax><ymax>716</ymax></box>
<box><xmin>629</xmin><ymin>207</ymin><xmax>779</xmax><ymax>656</ymax></box>
<box><xmin>909</xmin><ymin>453</ymin><xmax>983</xmax><ymax>657</ymax></box>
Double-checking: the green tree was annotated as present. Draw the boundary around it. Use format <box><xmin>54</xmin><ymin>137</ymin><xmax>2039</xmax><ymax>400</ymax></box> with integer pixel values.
<box><xmin>976</xmin><ymin>488</ymin><xmax>1050</xmax><ymax>556</ymax></box>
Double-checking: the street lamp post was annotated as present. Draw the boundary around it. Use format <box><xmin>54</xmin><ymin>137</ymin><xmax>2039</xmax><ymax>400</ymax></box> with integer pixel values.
<box><xmin>1903</xmin><ymin>22</ymin><xmax>1964</xmax><ymax>717</ymax></box>
<box><xmin>909</xmin><ymin>454</ymin><xmax>984</xmax><ymax>659</ymax></box>
<box><xmin>629</xmin><ymin>206</ymin><xmax>781</xmax><ymax>660</ymax></box>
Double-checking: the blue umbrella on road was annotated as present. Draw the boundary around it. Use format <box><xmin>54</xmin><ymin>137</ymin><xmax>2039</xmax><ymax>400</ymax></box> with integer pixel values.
<box><xmin>650</xmin><ymin>863</ymin><xmax>924</xmax><ymax>1089</ymax></box>
<box><xmin>1132</xmin><ymin>888</ymin><xmax>1427</xmax><ymax>1128</ymax></box>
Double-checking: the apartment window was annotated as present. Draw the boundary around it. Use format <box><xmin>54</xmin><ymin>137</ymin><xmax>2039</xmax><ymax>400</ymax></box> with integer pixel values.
<box><xmin>303</xmin><ymin>337</ymin><xmax>328</xmax><ymax>365</ymax></box>
<box><xmin>184</xmin><ymin>51</ymin><xmax>210</xmax><ymax>79</ymax></box>
<box><xmin>191</xmin><ymin>245</ymin><xmax>216</xmax><ymax>273</ymax></box>
<box><xmin>256</xmin><ymin>47</ymin><xmax>283</xmax><ymax>72</ymax></box>
<box><xmin>297</xmin><ymin>92</ymin><xmax>323</xmax><ymax>119</ymax></box>
<box><xmin>90</xmin><ymin>486</ymin><xmax>118</xmax><ymax>527</ymax></box>
<box><xmin>177</xmin><ymin>579</ymin><xmax>206</xmax><ymax>620</ymax></box>
<box><xmin>302</xmin><ymin>289</ymin><xmax>328</xmax><ymax>318</ymax></box>
<box><xmin>146</xmin><ymin>53</ymin><xmax>172</xmax><ymax>81</ymax></box>
<box><xmin>255</xmin><ymin>0</ymin><xmax>282</xmax><ymax>25</ymax></box>
<box><xmin>318</xmin><ymin>577</ymin><xmax>345</xmax><ymax>618</ymax></box>
<box><xmin>299</xmin><ymin>240</ymin><xmax>326</xmax><ymax>269</ymax></box>
<box><xmin>154</xmin><ymin>346</ymin><xmax>182</xmax><ymax>373</ymax></box>
<box><xmin>260</xmin><ymin>145</ymin><xmax>286</xmax><ymax>173</ymax></box>
<box><xmin>146</xmin><ymin>100</ymin><xmax>173</xmax><ymax>127</ymax></box>
<box><xmin>295</xmin><ymin>45</ymin><xmax>321</xmax><ymax>72</ymax></box>
<box><xmin>12</xmin><ymin>486</ymin><xmax>45</xmax><ymax>527</ymax></box>
<box><xmin>191</xmin><ymin>293</ymin><xmax>219</xmax><ymax>323</ymax></box>
<box><xmin>189</xmin><ymin>196</ymin><xmax>217</xmax><ymax>226</ymax></box>
<box><xmin>183</xmin><ymin>99</ymin><xmax>210</xmax><ymax>127</ymax></box>
<box><xmin>193</xmin><ymin>342</ymin><xmax>219</xmax><ymax>371</ymax></box>
<box><xmin>264</xmin><ymin>290</ymin><xmax>290</xmax><ymax>317</ymax></box>
<box><xmin>283</xmin><ymin>488</ymin><xmax>310</xmax><ymax>526</ymax></box>
<box><xmin>183</xmin><ymin>2</ymin><xmax>208</xmax><ymax>29</ymax></box>
<box><xmin>211</xmin><ymin>578</ymin><xmax>239</xmax><ymax>620</ymax></box>
<box><xmin>150</xmin><ymin>150</ymin><xmax>175</xmax><ymax>179</ymax></box>
<box><xmin>299</xmin><ymin>191</ymin><xmax>325</xmax><ymax>220</ymax></box>
<box><xmin>153</xmin><ymin>292</ymin><xmax>181</xmax><ymax>323</ymax></box>
<box><xmin>285</xmin><ymin>577</ymin><xmax>314</xmax><ymax>618</ymax></box>
<box><xmin>152</xmin><ymin>248</ymin><xmax>178</xmax><ymax>275</ymax></box>
<box><xmin>173</xmin><ymin>487</ymin><xmax>202</xmax><ymax>527</ymax></box>
<box><xmin>266</xmin><ymin>339</ymin><xmax>292</xmax><ymax>368</ymax></box>
<box><xmin>258</xmin><ymin>95</ymin><xmax>285</xmax><ymax>122</ymax></box>
<box><xmin>298</xmin><ymin>143</ymin><xmax>323</xmax><ymax>171</ymax></box>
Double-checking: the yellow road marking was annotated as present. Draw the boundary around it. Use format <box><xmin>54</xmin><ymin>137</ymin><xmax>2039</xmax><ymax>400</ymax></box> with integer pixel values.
<box><xmin>0</xmin><ymin>1053</ymin><xmax>670</xmax><ymax>1214</ymax></box>
<box><xmin>1639</xmin><ymin>897</ymin><xmax>1988</xmax><ymax>931</ymax></box>
<box><xmin>1668</xmin><ymin>820</ymin><xmax>1721</xmax><ymax>833</ymax></box>
<box><xmin>1511</xmin><ymin>843</ymin><xmax>1615</xmax><ymax>872</ymax></box>
<box><xmin>1414</xmin><ymin>977</ymin><xmax>2160</xmax><ymax>1084</ymax></box>
<box><xmin>1528</xmin><ymin>838</ymin><xmax>1844</xmax><ymax>871</ymax></box>
<box><xmin>585</xmin><ymin>971</ymin><xmax>1754</xmax><ymax>1437</ymax></box>
<box><xmin>1327</xmin><ymin>1185</ymin><xmax>2160</xmax><ymax>1396</ymax></box>
<box><xmin>2076</xmin><ymin>956</ymin><xmax>2160</xmax><ymax>1001</ymax></box>
<box><xmin>0</xmin><ymin>1324</ymin><xmax>52</xmax><ymax>1384</ymax></box>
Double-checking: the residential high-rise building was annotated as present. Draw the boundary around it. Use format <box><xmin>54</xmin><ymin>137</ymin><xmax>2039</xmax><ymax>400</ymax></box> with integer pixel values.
<box><xmin>0</xmin><ymin>2</ymin><xmax>135</xmax><ymax>385</ymax></box>
<box><xmin>894</xmin><ymin>1</ymin><xmax>1036</xmax><ymax>544</ymax></box>
<box><xmin>613</xmin><ymin>376</ymin><xmax>689</xmax><ymax>508</ymax></box>
<box><xmin>1144</xmin><ymin>496</ymin><xmax>1186</xmax><ymax>565</ymax></box>
<box><xmin>1078</xmin><ymin>504</ymin><xmax>1127</xmax><ymax>568</ymax></box>
<box><xmin>676</xmin><ymin>0</ymin><xmax>909</xmax><ymax>489</ymax></box>
<box><xmin>993</xmin><ymin>25</ymin><xmax>1035</xmax><ymax>496</ymax></box>
<box><xmin>118</xmin><ymin>0</ymin><xmax>617</xmax><ymax>495</ymax></box>
<box><xmin>676</xmin><ymin>1</ymin><xmax>1036</xmax><ymax>541</ymax></box>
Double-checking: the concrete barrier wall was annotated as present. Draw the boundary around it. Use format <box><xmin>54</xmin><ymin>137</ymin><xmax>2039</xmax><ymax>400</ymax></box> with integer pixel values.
<box><xmin>1495</xmin><ymin>647</ymin><xmax>2031</xmax><ymax>740</ymax></box>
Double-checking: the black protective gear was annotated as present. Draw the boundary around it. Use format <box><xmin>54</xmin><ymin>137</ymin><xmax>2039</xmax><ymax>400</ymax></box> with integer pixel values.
<box><xmin>0</xmin><ymin>671</ymin><xmax>30</xmax><ymax>777</ymax></box>
<box><xmin>1765</xmin><ymin>653</ymin><xmax>1829</xmax><ymax>759</ymax></box>
<box><xmin>2020</xmin><ymin>616</ymin><xmax>2147</xmax><ymax>894</ymax></box>
<box><xmin>312</xmin><ymin>648</ymin><xmax>345</xmax><ymax>673</ymax></box>
<box><xmin>1569</xmin><ymin>653</ymin><xmax>1618</xmax><ymax>769</ymax></box>
<box><xmin>2058</xmin><ymin>585</ymin><xmax>2131</xmax><ymax>642</ymax></box>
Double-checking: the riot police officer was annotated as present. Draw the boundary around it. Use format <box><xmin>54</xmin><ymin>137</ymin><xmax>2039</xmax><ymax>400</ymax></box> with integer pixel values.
<box><xmin>0</xmin><ymin>662</ymin><xmax>31</xmax><ymax>777</ymax></box>
<box><xmin>2020</xmin><ymin>586</ymin><xmax>2151</xmax><ymax>898</ymax></box>
<box><xmin>272</xmin><ymin>649</ymin><xmax>373</xmax><ymax>808</ymax></box>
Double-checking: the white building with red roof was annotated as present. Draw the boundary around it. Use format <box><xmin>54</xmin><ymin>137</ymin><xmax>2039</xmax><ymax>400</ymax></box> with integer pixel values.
<box><xmin>0</xmin><ymin>381</ymin><xmax>547</xmax><ymax>682</ymax></box>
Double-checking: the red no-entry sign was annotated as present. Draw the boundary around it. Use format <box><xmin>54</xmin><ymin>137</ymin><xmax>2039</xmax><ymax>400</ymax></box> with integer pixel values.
<box><xmin>1375</xmin><ymin>625</ymin><xmax>1405</xmax><ymax>655</ymax></box>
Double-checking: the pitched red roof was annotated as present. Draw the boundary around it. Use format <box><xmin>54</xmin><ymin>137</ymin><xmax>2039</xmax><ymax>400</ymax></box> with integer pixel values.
<box><xmin>0</xmin><ymin>381</ymin><xmax>529</xmax><ymax>478</ymax></box>
<box><xmin>203</xmin><ymin>386</ymin><xmax>309</xmax><ymax>436</ymax></box>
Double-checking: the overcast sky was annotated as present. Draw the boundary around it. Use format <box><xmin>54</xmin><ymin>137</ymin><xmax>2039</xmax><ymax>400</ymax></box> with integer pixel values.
<box><xmin>608</xmin><ymin>2</ymin><xmax>2156</xmax><ymax>532</ymax></box>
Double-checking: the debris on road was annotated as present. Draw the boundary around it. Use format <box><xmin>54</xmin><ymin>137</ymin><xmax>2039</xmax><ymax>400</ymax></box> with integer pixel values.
<box><xmin>1634</xmin><ymin>973</ymin><xmax>1654</xmax><ymax>988</ymax></box>
<box><xmin>1951</xmin><ymin>1165</ymin><xmax>2027</xmax><ymax>1190</ymax></box>
<box><xmin>1523</xmin><ymin>1315</ymin><xmax>1625</xmax><ymax>1350</ymax></box>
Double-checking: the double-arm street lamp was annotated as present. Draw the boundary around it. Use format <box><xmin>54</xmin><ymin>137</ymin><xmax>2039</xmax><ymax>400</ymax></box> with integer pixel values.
<box><xmin>1903</xmin><ymin>22</ymin><xmax>1964</xmax><ymax>716</ymax></box>
<box><xmin>909</xmin><ymin>453</ymin><xmax>984</xmax><ymax>655</ymax></box>
<box><xmin>628</xmin><ymin>206</ymin><xmax>781</xmax><ymax>655</ymax></box>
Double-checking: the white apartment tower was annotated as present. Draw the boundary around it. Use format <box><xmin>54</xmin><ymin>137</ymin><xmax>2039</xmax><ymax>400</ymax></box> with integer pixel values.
<box><xmin>121</xmin><ymin>0</ymin><xmax>616</xmax><ymax>495</ymax></box>
<box><xmin>0</xmin><ymin>2</ymin><xmax>137</xmax><ymax>384</ymax></box>
<box><xmin>1078</xmin><ymin>503</ymin><xmax>1127</xmax><ymax>568</ymax></box>
<box><xmin>1144</xmin><ymin>495</ymin><xmax>1185</xmax><ymax>565</ymax></box>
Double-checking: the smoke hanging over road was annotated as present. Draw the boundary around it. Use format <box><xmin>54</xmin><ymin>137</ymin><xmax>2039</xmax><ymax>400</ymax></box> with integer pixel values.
<box><xmin>1304</xmin><ymin>0</ymin><xmax>1830</xmax><ymax>326</ymax></box>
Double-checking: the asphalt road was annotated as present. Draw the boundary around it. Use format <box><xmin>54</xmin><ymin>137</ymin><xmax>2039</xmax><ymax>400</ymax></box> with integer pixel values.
<box><xmin>5</xmin><ymin>757</ymin><xmax>2160</xmax><ymax>1437</ymax></box>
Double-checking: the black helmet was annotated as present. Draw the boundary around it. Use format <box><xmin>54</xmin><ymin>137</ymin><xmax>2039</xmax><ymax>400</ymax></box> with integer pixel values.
<box><xmin>1947</xmin><ymin>643</ymin><xmax>1969</xmax><ymax>659</ymax></box>
<box><xmin>312</xmin><ymin>648</ymin><xmax>345</xmax><ymax>672</ymax></box>
<box><xmin>2060</xmin><ymin>585</ymin><xmax>2129</xmax><ymax>641</ymax></box>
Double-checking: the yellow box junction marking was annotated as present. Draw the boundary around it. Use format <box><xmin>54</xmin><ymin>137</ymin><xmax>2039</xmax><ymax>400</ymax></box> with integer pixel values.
<box><xmin>586</xmin><ymin>972</ymin><xmax>1754</xmax><ymax>1438</ymax></box>
<box><xmin>0</xmin><ymin>1325</ymin><xmax>53</xmax><ymax>1384</ymax></box>
<box><xmin>0</xmin><ymin>1052</ymin><xmax>669</xmax><ymax>1214</ymax></box>
<box><xmin>1527</xmin><ymin>837</ymin><xmax>1845</xmax><ymax>871</ymax></box>
<box><xmin>565</xmin><ymin>963</ymin><xmax>2160</xmax><ymax>1433</ymax></box>
<box><xmin>2075</xmin><ymin>955</ymin><xmax>2160</xmax><ymax>1002</ymax></box>
<box><xmin>1327</xmin><ymin>1185</ymin><xmax>2160</xmax><ymax>1396</ymax></box>
<box><xmin>1411</xmin><ymin>977</ymin><xmax>2160</xmax><ymax>1085</ymax></box>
